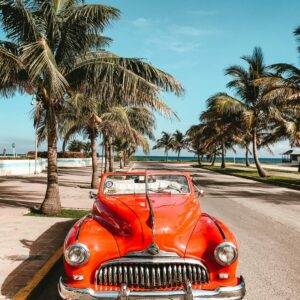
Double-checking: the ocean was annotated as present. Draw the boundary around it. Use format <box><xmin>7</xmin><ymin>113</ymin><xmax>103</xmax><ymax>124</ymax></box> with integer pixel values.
<box><xmin>133</xmin><ymin>156</ymin><xmax>284</xmax><ymax>164</ymax></box>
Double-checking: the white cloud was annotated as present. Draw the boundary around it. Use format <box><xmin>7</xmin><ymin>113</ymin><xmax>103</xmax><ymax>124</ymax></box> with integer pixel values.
<box><xmin>169</xmin><ymin>25</ymin><xmax>216</xmax><ymax>37</ymax></box>
<box><xmin>132</xmin><ymin>17</ymin><xmax>151</xmax><ymax>28</ymax></box>
<box><xmin>146</xmin><ymin>36</ymin><xmax>202</xmax><ymax>53</ymax></box>
<box><xmin>131</xmin><ymin>18</ymin><xmax>219</xmax><ymax>54</ymax></box>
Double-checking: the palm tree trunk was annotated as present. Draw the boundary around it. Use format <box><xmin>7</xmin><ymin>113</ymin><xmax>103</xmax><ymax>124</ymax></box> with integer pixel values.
<box><xmin>120</xmin><ymin>153</ymin><xmax>124</xmax><ymax>169</ymax></box>
<box><xmin>221</xmin><ymin>141</ymin><xmax>226</xmax><ymax>169</ymax></box>
<box><xmin>177</xmin><ymin>150</ymin><xmax>181</xmax><ymax>161</ymax></box>
<box><xmin>211</xmin><ymin>151</ymin><xmax>216</xmax><ymax>166</ymax></box>
<box><xmin>104</xmin><ymin>134</ymin><xmax>109</xmax><ymax>173</ymax></box>
<box><xmin>40</xmin><ymin>113</ymin><xmax>61</xmax><ymax>214</ymax></box>
<box><xmin>197</xmin><ymin>151</ymin><xmax>202</xmax><ymax>166</ymax></box>
<box><xmin>166</xmin><ymin>149</ymin><xmax>168</xmax><ymax>162</ymax></box>
<box><xmin>62</xmin><ymin>140</ymin><xmax>67</xmax><ymax>155</ymax></box>
<box><xmin>108</xmin><ymin>136</ymin><xmax>114</xmax><ymax>172</ymax></box>
<box><xmin>245</xmin><ymin>144</ymin><xmax>250</xmax><ymax>167</ymax></box>
<box><xmin>90</xmin><ymin>134</ymin><xmax>99</xmax><ymax>189</ymax></box>
<box><xmin>253</xmin><ymin>128</ymin><xmax>269</xmax><ymax>177</ymax></box>
<box><xmin>124</xmin><ymin>151</ymin><xmax>129</xmax><ymax>166</ymax></box>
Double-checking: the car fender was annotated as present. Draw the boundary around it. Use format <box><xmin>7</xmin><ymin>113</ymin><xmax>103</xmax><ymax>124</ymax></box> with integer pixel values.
<box><xmin>63</xmin><ymin>215</ymin><xmax>120</xmax><ymax>284</ymax></box>
<box><xmin>185</xmin><ymin>213</ymin><xmax>239</xmax><ymax>285</ymax></box>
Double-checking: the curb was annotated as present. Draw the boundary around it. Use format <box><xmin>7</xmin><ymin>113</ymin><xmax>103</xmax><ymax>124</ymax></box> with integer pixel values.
<box><xmin>13</xmin><ymin>246</ymin><xmax>63</xmax><ymax>300</ymax></box>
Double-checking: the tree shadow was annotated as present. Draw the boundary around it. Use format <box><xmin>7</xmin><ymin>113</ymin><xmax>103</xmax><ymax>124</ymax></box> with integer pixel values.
<box><xmin>134</xmin><ymin>162</ymin><xmax>300</xmax><ymax>206</ymax></box>
<box><xmin>0</xmin><ymin>188</ymin><xmax>43</xmax><ymax>208</ymax></box>
<box><xmin>1</xmin><ymin>219</ymin><xmax>75</xmax><ymax>299</ymax></box>
<box><xmin>0</xmin><ymin>166</ymin><xmax>96</xmax><ymax>209</ymax></box>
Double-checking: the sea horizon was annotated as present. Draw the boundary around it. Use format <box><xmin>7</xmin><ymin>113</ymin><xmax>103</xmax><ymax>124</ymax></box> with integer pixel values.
<box><xmin>133</xmin><ymin>155</ymin><xmax>286</xmax><ymax>164</ymax></box>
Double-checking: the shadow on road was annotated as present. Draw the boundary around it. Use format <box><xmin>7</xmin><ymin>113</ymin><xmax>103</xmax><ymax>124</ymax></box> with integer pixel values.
<box><xmin>1</xmin><ymin>219</ymin><xmax>74</xmax><ymax>299</ymax></box>
<box><xmin>135</xmin><ymin>162</ymin><xmax>300</xmax><ymax>206</ymax></box>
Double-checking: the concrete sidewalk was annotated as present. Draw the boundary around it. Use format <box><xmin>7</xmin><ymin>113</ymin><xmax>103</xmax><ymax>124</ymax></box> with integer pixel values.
<box><xmin>0</xmin><ymin>163</ymin><xmax>130</xmax><ymax>299</ymax></box>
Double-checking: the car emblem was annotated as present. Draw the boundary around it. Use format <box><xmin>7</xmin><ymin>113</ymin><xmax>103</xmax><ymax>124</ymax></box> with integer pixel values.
<box><xmin>145</xmin><ymin>243</ymin><xmax>160</xmax><ymax>255</ymax></box>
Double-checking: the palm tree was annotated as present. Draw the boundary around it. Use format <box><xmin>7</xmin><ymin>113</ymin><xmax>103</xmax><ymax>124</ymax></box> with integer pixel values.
<box><xmin>208</xmin><ymin>48</ymin><xmax>272</xmax><ymax>176</ymax></box>
<box><xmin>200</xmin><ymin>103</ymin><xmax>240</xmax><ymax>169</ymax></box>
<box><xmin>100</xmin><ymin>106</ymin><xmax>154</xmax><ymax>173</ymax></box>
<box><xmin>172</xmin><ymin>130</ymin><xmax>187</xmax><ymax>161</ymax></box>
<box><xmin>61</xmin><ymin>94</ymin><xmax>159</xmax><ymax>187</ymax></box>
<box><xmin>68</xmin><ymin>140</ymin><xmax>87</xmax><ymax>152</ymax></box>
<box><xmin>118</xmin><ymin>106</ymin><xmax>156</xmax><ymax>167</ymax></box>
<box><xmin>153</xmin><ymin>131</ymin><xmax>173</xmax><ymax>161</ymax></box>
<box><xmin>0</xmin><ymin>1</ymin><xmax>184</xmax><ymax>214</ymax></box>
<box><xmin>256</xmin><ymin>27</ymin><xmax>300</xmax><ymax>171</ymax></box>
<box><xmin>186</xmin><ymin>125</ymin><xmax>207</xmax><ymax>165</ymax></box>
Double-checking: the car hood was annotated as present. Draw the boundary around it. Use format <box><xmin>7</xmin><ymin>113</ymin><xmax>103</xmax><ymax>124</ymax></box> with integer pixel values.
<box><xmin>93</xmin><ymin>194</ymin><xmax>201</xmax><ymax>257</ymax></box>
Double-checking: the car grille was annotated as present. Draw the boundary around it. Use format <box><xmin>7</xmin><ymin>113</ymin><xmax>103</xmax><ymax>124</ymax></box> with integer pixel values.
<box><xmin>96</xmin><ymin>259</ymin><xmax>209</xmax><ymax>288</ymax></box>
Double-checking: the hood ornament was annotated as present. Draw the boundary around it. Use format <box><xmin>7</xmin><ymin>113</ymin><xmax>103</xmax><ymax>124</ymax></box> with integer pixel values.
<box><xmin>145</xmin><ymin>172</ymin><xmax>158</xmax><ymax>250</ymax></box>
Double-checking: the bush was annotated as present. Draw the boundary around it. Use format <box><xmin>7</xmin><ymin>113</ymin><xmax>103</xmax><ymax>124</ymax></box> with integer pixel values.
<box><xmin>60</xmin><ymin>151</ymin><xmax>87</xmax><ymax>158</ymax></box>
<box><xmin>26</xmin><ymin>151</ymin><xmax>87</xmax><ymax>159</ymax></box>
<box><xmin>27</xmin><ymin>151</ymin><xmax>48</xmax><ymax>158</ymax></box>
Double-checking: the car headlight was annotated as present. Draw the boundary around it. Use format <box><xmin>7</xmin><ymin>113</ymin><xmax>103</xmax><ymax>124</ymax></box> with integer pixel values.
<box><xmin>65</xmin><ymin>243</ymin><xmax>90</xmax><ymax>266</ymax></box>
<box><xmin>214</xmin><ymin>242</ymin><xmax>238</xmax><ymax>266</ymax></box>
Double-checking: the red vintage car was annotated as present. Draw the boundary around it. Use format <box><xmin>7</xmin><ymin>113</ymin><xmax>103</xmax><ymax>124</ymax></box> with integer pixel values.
<box><xmin>59</xmin><ymin>171</ymin><xmax>246</xmax><ymax>299</ymax></box>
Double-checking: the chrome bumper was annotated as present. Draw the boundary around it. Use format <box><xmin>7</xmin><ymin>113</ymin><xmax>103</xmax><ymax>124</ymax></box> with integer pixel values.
<box><xmin>58</xmin><ymin>277</ymin><xmax>246</xmax><ymax>300</ymax></box>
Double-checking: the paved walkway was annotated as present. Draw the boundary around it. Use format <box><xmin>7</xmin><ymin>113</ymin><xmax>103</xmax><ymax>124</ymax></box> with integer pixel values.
<box><xmin>0</xmin><ymin>163</ymin><xmax>128</xmax><ymax>299</ymax></box>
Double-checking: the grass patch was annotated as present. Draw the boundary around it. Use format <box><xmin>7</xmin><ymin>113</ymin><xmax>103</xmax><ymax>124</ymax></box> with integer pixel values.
<box><xmin>26</xmin><ymin>208</ymin><xmax>90</xmax><ymax>218</ymax></box>
<box><xmin>197</xmin><ymin>165</ymin><xmax>300</xmax><ymax>191</ymax></box>
<box><xmin>229</xmin><ymin>163</ymin><xmax>300</xmax><ymax>174</ymax></box>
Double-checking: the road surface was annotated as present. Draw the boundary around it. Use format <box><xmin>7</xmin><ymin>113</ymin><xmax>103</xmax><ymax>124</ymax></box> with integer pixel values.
<box><xmin>39</xmin><ymin>161</ymin><xmax>300</xmax><ymax>300</ymax></box>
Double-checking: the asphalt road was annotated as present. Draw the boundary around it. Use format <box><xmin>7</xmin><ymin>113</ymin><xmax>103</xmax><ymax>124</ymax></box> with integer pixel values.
<box><xmin>39</xmin><ymin>161</ymin><xmax>300</xmax><ymax>300</ymax></box>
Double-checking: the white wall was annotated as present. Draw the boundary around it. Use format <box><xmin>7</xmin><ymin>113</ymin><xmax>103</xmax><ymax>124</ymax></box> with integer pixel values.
<box><xmin>0</xmin><ymin>158</ymin><xmax>102</xmax><ymax>176</ymax></box>
<box><xmin>0</xmin><ymin>159</ymin><xmax>47</xmax><ymax>176</ymax></box>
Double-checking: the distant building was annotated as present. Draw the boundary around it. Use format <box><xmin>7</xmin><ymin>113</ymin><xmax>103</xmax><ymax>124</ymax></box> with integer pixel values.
<box><xmin>282</xmin><ymin>150</ymin><xmax>300</xmax><ymax>163</ymax></box>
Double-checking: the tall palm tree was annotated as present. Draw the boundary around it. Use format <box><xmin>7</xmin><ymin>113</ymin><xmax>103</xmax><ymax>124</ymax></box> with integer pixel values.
<box><xmin>208</xmin><ymin>48</ymin><xmax>272</xmax><ymax>176</ymax></box>
<box><xmin>0</xmin><ymin>1</ymin><xmax>184</xmax><ymax>214</ymax></box>
<box><xmin>61</xmin><ymin>94</ymin><xmax>160</xmax><ymax>187</ymax></box>
<box><xmin>172</xmin><ymin>130</ymin><xmax>187</xmax><ymax>161</ymax></box>
<box><xmin>186</xmin><ymin>124</ymin><xmax>208</xmax><ymax>166</ymax></box>
<box><xmin>257</xmin><ymin>26</ymin><xmax>300</xmax><ymax>171</ymax></box>
<box><xmin>200</xmin><ymin>102</ymin><xmax>240</xmax><ymax>169</ymax></box>
<box><xmin>153</xmin><ymin>131</ymin><xmax>173</xmax><ymax>161</ymax></box>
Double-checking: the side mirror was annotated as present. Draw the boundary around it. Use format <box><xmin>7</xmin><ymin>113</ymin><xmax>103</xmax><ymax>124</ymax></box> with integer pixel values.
<box><xmin>89</xmin><ymin>191</ymin><xmax>98</xmax><ymax>199</ymax></box>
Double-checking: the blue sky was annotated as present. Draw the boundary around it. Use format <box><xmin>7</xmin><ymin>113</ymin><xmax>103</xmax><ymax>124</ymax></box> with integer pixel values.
<box><xmin>0</xmin><ymin>0</ymin><xmax>300</xmax><ymax>157</ymax></box>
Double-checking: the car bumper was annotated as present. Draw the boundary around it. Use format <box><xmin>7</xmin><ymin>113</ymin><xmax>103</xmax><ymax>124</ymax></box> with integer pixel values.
<box><xmin>58</xmin><ymin>277</ymin><xmax>246</xmax><ymax>300</ymax></box>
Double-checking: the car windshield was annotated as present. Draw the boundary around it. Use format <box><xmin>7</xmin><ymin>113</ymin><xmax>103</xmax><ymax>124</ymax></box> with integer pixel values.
<box><xmin>102</xmin><ymin>174</ymin><xmax>190</xmax><ymax>195</ymax></box>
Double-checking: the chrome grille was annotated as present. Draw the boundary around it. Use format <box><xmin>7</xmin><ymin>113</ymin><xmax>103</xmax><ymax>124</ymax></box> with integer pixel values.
<box><xmin>96</xmin><ymin>259</ymin><xmax>209</xmax><ymax>288</ymax></box>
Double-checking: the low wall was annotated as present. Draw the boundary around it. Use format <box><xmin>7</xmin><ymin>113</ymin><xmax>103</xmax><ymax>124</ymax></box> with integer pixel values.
<box><xmin>0</xmin><ymin>158</ymin><xmax>100</xmax><ymax>176</ymax></box>
<box><xmin>57</xmin><ymin>158</ymin><xmax>93</xmax><ymax>168</ymax></box>
<box><xmin>0</xmin><ymin>159</ymin><xmax>47</xmax><ymax>176</ymax></box>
